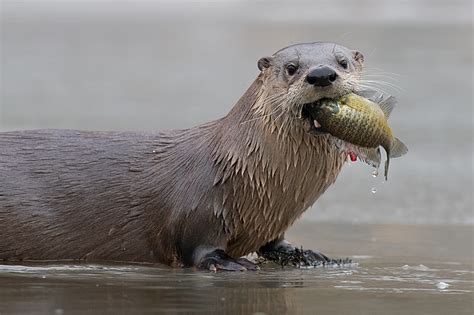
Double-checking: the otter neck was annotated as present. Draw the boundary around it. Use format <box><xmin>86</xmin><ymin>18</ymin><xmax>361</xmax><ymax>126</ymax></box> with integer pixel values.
<box><xmin>210</xmin><ymin>76</ymin><xmax>345</xmax><ymax>256</ymax></box>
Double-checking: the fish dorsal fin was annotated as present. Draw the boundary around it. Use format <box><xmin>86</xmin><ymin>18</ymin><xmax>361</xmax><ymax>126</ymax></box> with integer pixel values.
<box><xmin>378</xmin><ymin>96</ymin><xmax>397</xmax><ymax>118</ymax></box>
<box><xmin>390</xmin><ymin>137</ymin><xmax>408</xmax><ymax>158</ymax></box>
<box><xmin>356</xmin><ymin>89</ymin><xmax>380</xmax><ymax>101</ymax></box>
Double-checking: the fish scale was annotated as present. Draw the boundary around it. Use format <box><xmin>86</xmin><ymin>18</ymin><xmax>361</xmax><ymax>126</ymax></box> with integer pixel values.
<box><xmin>331</xmin><ymin>106</ymin><xmax>380</xmax><ymax>148</ymax></box>
<box><xmin>310</xmin><ymin>93</ymin><xmax>408</xmax><ymax>180</ymax></box>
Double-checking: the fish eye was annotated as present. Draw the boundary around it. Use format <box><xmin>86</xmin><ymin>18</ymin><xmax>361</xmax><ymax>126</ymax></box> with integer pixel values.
<box><xmin>338</xmin><ymin>59</ymin><xmax>348</xmax><ymax>69</ymax></box>
<box><xmin>286</xmin><ymin>64</ymin><xmax>298</xmax><ymax>76</ymax></box>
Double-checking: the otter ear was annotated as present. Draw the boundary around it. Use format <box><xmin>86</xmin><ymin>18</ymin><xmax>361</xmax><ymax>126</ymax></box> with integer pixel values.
<box><xmin>257</xmin><ymin>57</ymin><xmax>273</xmax><ymax>71</ymax></box>
<box><xmin>353</xmin><ymin>51</ymin><xmax>364</xmax><ymax>64</ymax></box>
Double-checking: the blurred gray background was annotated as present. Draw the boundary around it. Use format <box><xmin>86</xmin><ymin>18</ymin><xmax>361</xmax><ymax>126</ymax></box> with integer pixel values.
<box><xmin>1</xmin><ymin>0</ymin><xmax>472</xmax><ymax>225</ymax></box>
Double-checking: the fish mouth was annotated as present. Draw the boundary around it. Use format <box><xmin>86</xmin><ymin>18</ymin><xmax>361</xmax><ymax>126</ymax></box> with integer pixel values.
<box><xmin>301</xmin><ymin>100</ymin><xmax>328</xmax><ymax>135</ymax></box>
<box><xmin>301</xmin><ymin>87</ymin><xmax>358</xmax><ymax>135</ymax></box>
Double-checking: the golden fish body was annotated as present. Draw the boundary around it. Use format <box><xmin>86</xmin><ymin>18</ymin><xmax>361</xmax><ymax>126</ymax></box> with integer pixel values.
<box><xmin>313</xmin><ymin>93</ymin><xmax>407</xmax><ymax>179</ymax></box>
<box><xmin>316</xmin><ymin>93</ymin><xmax>393</xmax><ymax>150</ymax></box>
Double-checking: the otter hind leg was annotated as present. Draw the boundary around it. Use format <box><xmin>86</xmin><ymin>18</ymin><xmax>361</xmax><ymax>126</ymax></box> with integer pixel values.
<box><xmin>196</xmin><ymin>249</ymin><xmax>258</xmax><ymax>272</ymax></box>
<box><xmin>258</xmin><ymin>236</ymin><xmax>351</xmax><ymax>267</ymax></box>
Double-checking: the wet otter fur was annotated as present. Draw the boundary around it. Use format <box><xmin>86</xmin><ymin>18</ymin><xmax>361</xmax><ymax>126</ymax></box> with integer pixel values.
<box><xmin>0</xmin><ymin>42</ymin><xmax>365</xmax><ymax>270</ymax></box>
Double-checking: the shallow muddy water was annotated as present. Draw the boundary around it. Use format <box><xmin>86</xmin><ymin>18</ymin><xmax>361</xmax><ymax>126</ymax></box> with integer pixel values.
<box><xmin>1</xmin><ymin>223</ymin><xmax>472</xmax><ymax>314</ymax></box>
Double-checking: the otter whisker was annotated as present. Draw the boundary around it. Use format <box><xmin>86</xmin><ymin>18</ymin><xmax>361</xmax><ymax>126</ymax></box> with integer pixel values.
<box><xmin>346</xmin><ymin>79</ymin><xmax>388</xmax><ymax>95</ymax></box>
<box><xmin>265</xmin><ymin>93</ymin><xmax>287</xmax><ymax>106</ymax></box>
<box><xmin>361</xmin><ymin>75</ymin><xmax>402</xmax><ymax>85</ymax></box>
<box><xmin>241</xmin><ymin>92</ymin><xmax>288</xmax><ymax>125</ymax></box>
<box><xmin>355</xmin><ymin>84</ymin><xmax>388</xmax><ymax>95</ymax></box>
<box><xmin>241</xmin><ymin>103</ymin><xmax>285</xmax><ymax>125</ymax></box>
<box><xmin>273</xmin><ymin>104</ymin><xmax>292</xmax><ymax>126</ymax></box>
<box><xmin>363</xmin><ymin>67</ymin><xmax>401</xmax><ymax>77</ymax></box>
<box><xmin>362</xmin><ymin>73</ymin><xmax>400</xmax><ymax>79</ymax></box>
<box><xmin>345</xmin><ymin>73</ymin><xmax>390</xmax><ymax>95</ymax></box>
<box><xmin>362</xmin><ymin>68</ymin><xmax>401</xmax><ymax>85</ymax></box>
<box><xmin>359</xmin><ymin>79</ymin><xmax>404</xmax><ymax>93</ymax></box>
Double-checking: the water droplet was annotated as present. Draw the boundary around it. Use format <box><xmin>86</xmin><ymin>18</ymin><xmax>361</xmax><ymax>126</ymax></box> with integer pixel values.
<box><xmin>371</xmin><ymin>187</ymin><xmax>377</xmax><ymax>194</ymax></box>
<box><xmin>372</xmin><ymin>169</ymin><xmax>378</xmax><ymax>178</ymax></box>
<box><xmin>436</xmin><ymin>282</ymin><xmax>450</xmax><ymax>290</ymax></box>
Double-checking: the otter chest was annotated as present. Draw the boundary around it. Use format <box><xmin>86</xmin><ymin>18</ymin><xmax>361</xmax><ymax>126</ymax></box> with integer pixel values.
<box><xmin>223</xmin><ymin>137</ymin><xmax>345</xmax><ymax>256</ymax></box>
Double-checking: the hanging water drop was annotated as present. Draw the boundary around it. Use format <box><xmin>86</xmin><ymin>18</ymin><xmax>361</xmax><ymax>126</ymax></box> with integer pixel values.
<box><xmin>372</xmin><ymin>169</ymin><xmax>378</xmax><ymax>178</ymax></box>
<box><xmin>371</xmin><ymin>187</ymin><xmax>377</xmax><ymax>194</ymax></box>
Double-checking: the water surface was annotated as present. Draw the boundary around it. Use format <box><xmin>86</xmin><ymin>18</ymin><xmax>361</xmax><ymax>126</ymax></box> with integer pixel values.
<box><xmin>1</xmin><ymin>223</ymin><xmax>472</xmax><ymax>314</ymax></box>
<box><xmin>0</xmin><ymin>1</ymin><xmax>472</xmax><ymax>314</ymax></box>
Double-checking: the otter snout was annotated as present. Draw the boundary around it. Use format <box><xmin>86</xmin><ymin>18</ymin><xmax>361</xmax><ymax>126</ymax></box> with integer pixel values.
<box><xmin>306</xmin><ymin>66</ymin><xmax>338</xmax><ymax>87</ymax></box>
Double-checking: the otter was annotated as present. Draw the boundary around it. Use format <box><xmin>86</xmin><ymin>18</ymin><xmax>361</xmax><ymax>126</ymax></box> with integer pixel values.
<box><xmin>0</xmin><ymin>42</ymin><xmax>365</xmax><ymax>271</ymax></box>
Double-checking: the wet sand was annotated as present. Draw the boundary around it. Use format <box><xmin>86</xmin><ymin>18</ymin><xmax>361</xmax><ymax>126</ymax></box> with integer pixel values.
<box><xmin>0</xmin><ymin>223</ymin><xmax>472</xmax><ymax>314</ymax></box>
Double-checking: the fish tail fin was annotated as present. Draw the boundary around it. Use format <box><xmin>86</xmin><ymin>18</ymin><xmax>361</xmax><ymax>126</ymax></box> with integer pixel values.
<box><xmin>384</xmin><ymin>138</ymin><xmax>407</xmax><ymax>180</ymax></box>
<box><xmin>390</xmin><ymin>138</ymin><xmax>408</xmax><ymax>158</ymax></box>
<box><xmin>384</xmin><ymin>156</ymin><xmax>390</xmax><ymax>180</ymax></box>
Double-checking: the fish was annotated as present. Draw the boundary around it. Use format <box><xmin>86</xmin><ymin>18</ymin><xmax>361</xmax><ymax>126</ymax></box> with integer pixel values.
<box><xmin>309</xmin><ymin>92</ymin><xmax>408</xmax><ymax>180</ymax></box>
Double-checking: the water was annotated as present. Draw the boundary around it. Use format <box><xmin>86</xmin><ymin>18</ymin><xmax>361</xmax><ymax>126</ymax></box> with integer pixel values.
<box><xmin>0</xmin><ymin>0</ymin><xmax>473</xmax><ymax>314</ymax></box>
<box><xmin>1</xmin><ymin>223</ymin><xmax>472</xmax><ymax>314</ymax></box>
<box><xmin>0</xmin><ymin>262</ymin><xmax>471</xmax><ymax>313</ymax></box>
<box><xmin>436</xmin><ymin>281</ymin><xmax>450</xmax><ymax>290</ymax></box>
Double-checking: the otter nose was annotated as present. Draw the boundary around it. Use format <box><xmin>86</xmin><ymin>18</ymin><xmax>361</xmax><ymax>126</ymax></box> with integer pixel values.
<box><xmin>306</xmin><ymin>66</ymin><xmax>338</xmax><ymax>87</ymax></box>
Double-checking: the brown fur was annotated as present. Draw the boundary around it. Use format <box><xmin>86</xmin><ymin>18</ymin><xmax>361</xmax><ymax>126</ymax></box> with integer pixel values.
<box><xmin>210</xmin><ymin>78</ymin><xmax>345</xmax><ymax>257</ymax></box>
<box><xmin>0</xmin><ymin>42</ymin><xmax>363</xmax><ymax>267</ymax></box>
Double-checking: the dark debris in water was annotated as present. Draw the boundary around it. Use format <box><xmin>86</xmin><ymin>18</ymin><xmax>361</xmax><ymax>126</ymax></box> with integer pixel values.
<box><xmin>257</xmin><ymin>247</ymin><xmax>352</xmax><ymax>268</ymax></box>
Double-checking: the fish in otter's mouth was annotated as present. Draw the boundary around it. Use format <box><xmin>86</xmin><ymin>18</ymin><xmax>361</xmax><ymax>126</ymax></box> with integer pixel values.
<box><xmin>301</xmin><ymin>91</ymin><xmax>408</xmax><ymax>178</ymax></box>
<box><xmin>300</xmin><ymin>89</ymin><xmax>379</xmax><ymax>136</ymax></box>
<box><xmin>301</xmin><ymin>101</ymin><xmax>328</xmax><ymax>135</ymax></box>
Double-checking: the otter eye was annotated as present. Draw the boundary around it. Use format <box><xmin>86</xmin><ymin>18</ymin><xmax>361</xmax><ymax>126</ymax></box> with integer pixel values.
<box><xmin>286</xmin><ymin>64</ymin><xmax>298</xmax><ymax>76</ymax></box>
<box><xmin>338</xmin><ymin>59</ymin><xmax>348</xmax><ymax>69</ymax></box>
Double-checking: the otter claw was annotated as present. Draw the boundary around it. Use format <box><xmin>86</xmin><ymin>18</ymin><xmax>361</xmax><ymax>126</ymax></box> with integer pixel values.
<box><xmin>259</xmin><ymin>246</ymin><xmax>350</xmax><ymax>267</ymax></box>
<box><xmin>299</xmin><ymin>249</ymin><xmax>353</xmax><ymax>266</ymax></box>
<box><xmin>236</xmin><ymin>258</ymin><xmax>260</xmax><ymax>271</ymax></box>
<box><xmin>302</xmin><ymin>249</ymin><xmax>331</xmax><ymax>264</ymax></box>
<box><xmin>198</xmin><ymin>249</ymin><xmax>258</xmax><ymax>272</ymax></box>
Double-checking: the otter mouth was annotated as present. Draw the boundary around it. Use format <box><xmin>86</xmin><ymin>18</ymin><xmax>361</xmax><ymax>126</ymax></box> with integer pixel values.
<box><xmin>301</xmin><ymin>101</ymin><xmax>327</xmax><ymax>135</ymax></box>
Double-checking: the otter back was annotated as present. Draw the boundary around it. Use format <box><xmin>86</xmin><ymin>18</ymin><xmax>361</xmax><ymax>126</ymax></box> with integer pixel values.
<box><xmin>0</xmin><ymin>129</ymin><xmax>159</xmax><ymax>262</ymax></box>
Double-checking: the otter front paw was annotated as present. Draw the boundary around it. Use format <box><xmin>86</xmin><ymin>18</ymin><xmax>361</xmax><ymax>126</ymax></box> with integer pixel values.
<box><xmin>260</xmin><ymin>247</ymin><xmax>349</xmax><ymax>268</ymax></box>
<box><xmin>197</xmin><ymin>249</ymin><xmax>258</xmax><ymax>272</ymax></box>
<box><xmin>260</xmin><ymin>247</ymin><xmax>324</xmax><ymax>267</ymax></box>
<box><xmin>300</xmin><ymin>249</ymin><xmax>331</xmax><ymax>264</ymax></box>
<box><xmin>301</xmin><ymin>249</ymin><xmax>352</xmax><ymax>266</ymax></box>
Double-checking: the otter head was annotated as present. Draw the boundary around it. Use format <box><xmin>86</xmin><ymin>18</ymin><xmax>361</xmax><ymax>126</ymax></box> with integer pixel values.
<box><xmin>255</xmin><ymin>42</ymin><xmax>364</xmax><ymax>133</ymax></box>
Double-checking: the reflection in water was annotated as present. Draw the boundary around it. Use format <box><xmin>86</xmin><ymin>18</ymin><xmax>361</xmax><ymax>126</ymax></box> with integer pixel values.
<box><xmin>0</xmin><ymin>261</ymin><xmax>472</xmax><ymax>314</ymax></box>
<box><xmin>0</xmin><ymin>0</ymin><xmax>473</xmax><ymax>314</ymax></box>
<box><xmin>1</xmin><ymin>223</ymin><xmax>473</xmax><ymax>314</ymax></box>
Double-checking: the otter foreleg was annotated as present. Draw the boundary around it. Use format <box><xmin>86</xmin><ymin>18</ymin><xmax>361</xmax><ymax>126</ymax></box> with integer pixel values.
<box><xmin>258</xmin><ymin>235</ymin><xmax>334</xmax><ymax>267</ymax></box>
